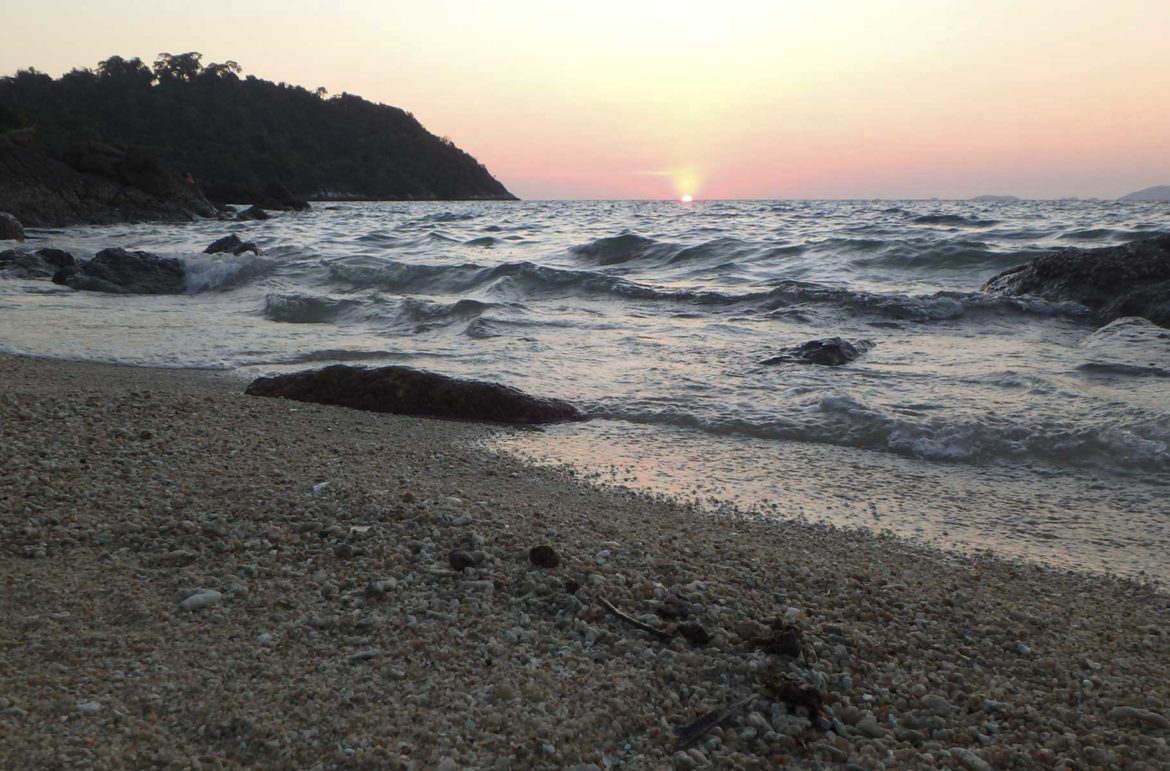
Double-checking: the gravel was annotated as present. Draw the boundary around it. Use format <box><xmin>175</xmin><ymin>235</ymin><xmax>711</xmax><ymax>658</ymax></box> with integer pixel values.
<box><xmin>1</xmin><ymin>353</ymin><xmax>1168</xmax><ymax>769</ymax></box>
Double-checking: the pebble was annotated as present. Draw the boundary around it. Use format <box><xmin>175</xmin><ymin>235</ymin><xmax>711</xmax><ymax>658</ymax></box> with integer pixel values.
<box><xmin>529</xmin><ymin>544</ymin><xmax>561</xmax><ymax>569</ymax></box>
<box><xmin>179</xmin><ymin>589</ymin><xmax>222</xmax><ymax>611</ymax></box>
<box><xmin>76</xmin><ymin>700</ymin><xmax>102</xmax><ymax>715</ymax></box>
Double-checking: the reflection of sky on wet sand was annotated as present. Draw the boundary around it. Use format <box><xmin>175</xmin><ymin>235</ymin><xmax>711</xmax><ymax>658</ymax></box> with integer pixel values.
<box><xmin>496</xmin><ymin>420</ymin><xmax>1170</xmax><ymax>586</ymax></box>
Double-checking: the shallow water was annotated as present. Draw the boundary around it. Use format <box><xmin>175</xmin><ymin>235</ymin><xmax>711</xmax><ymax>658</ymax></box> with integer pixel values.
<box><xmin>2</xmin><ymin>199</ymin><xmax>1168</xmax><ymax>580</ymax></box>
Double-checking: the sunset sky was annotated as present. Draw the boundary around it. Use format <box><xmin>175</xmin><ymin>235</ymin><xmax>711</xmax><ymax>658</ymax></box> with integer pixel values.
<box><xmin>5</xmin><ymin>0</ymin><xmax>1170</xmax><ymax>200</ymax></box>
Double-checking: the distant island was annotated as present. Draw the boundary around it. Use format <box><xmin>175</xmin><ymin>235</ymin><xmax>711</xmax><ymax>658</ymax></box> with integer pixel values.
<box><xmin>0</xmin><ymin>53</ymin><xmax>515</xmax><ymax>217</ymax></box>
<box><xmin>971</xmin><ymin>195</ymin><xmax>1020</xmax><ymax>203</ymax></box>
<box><xmin>1120</xmin><ymin>185</ymin><xmax>1170</xmax><ymax>202</ymax></box>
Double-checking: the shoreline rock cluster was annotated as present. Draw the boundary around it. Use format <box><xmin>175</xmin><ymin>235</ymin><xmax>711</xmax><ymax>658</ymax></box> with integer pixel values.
<box><xmin>1</xmin><ymin>354</ymin><xmax>1167</xmax><ymax>769</ymax></box>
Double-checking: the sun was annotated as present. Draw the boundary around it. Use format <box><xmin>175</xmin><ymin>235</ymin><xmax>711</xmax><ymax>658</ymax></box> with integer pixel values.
<box><xmin>680</xmin><ymin>194</ymin><xmax>694</xmax><ymax>203</ymax></box>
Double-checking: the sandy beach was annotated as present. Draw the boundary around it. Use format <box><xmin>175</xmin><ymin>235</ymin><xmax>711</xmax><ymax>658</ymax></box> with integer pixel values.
<box><xmin>1</xmin><ymin>353</ymin><xmax>1168</xmax><ymax>770</ymax></box>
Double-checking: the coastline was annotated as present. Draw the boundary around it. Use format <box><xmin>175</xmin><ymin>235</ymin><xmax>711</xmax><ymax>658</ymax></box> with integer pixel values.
<box><xmin>1</xmin><ymin>354</ymin><xmax>1168</xmax><ymax>769</ymax></box>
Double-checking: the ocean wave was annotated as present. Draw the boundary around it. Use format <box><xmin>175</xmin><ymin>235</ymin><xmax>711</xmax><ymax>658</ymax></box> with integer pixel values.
<box><xmin>181</xmin><ymin>253</ymin><xmax>276</xmax><ymax>292</ymax></box>
<box><xmin>569</xmin><ymin>233</ymin><xmax>673</xmax><ymax>265</ymax></box>
<box><xmin>324</xmin><ymin>257</ymin><xmax>1088</xmax><ymax>321</ymax></box>
<box><xmin>263</xmin><ymin>290</ymin><xmax>496</xmax><ymax>331</ymax></box>
<box><xmin>912</xmin><ymin>213</ymin><xmax>1000</xmax><ymax>227</ymax></box>
<box><xmin>586</xmin><ymin>392</ymin><xmax>1170</xmax><ymax>471</ymax></box>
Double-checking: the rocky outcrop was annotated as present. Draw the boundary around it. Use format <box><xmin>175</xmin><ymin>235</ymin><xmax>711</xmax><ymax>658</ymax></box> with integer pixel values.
<box><xmin>254</xmin><ymin>182</ymin><xmax>309</xmax><ymax>212</ymax></box>
<box><xmin>0</xmin><ymin>247</ymin><xmax>74</xmax><ymax>279</ymax></box>
<box><xmin>0</xmin><ymin>212</ymin><xmax>24</xmax><ymax>240</ymax></box>
<box><xmin>761</xmin><ymin>338</ymin><xmax>874</xmax><ymax>366</ymax></box>
<box><xmin>53</xmin><ymin>248</ymin><xmax>184</xmax><ymax>294</ymax></box>
<box><xmin>245</xmin><ymin>365</ymin><xmax>585</xmax><ymax>425</ymax></box>
<box><xmin>982</xmin><ymin>235</ymin><xmax>1170</xmax><ymax>327</ymax></box>
<box><xmin>204</xmin><ymin>234</ymin><xmax>261</xmax><ymax>256</ymax></box>
<box><xmin>0</xmin><ymin>130</ymin><xmax>219</xmax><ymax>227</ymax></box>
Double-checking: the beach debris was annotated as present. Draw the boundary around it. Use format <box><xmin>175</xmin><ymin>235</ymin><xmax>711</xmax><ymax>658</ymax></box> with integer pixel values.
<box><xmin>529</xmin><ymin>544</ymin><xmax>560</xmax><ymax>569</ymax></box>
<box><xmin>76</xmin><ymin>700</ymin><xmax>103</xmax><ymax>715</ymax></box>
<box><xmin>677</xmin><ymin>622</ymin><xmax>712</xmax><ymax>646</ymax></box>
<box><xmin>750</xmin><ymin>619</ymin><xmax>804</xmax><ymax>658</ymax></box>
<box><xmin>598</xmin><ymin>596</ymin><xmax>673</xmax><ymax>642</ymax></box>
<box><xmin>765</xmin><ymin>677</ymin><xmax>825</xmax><ymax>721</ymax></box>
<box><xmin>1108</xmin><ymin>705</ymin><xmax>1170</xmax><ymax>729</ymax></box>
<box><xmin>673</xmin><ymin>696</ymin><xmax>754</xmax><ymax>751</ymax></box>
<box><xmin>448</xmin><ymin>549</ymin><xmax>481</xmax><ymax>572</ymax></box>
<box><xmin>311</xmin><ymin>481</ymin><xmax>329</xmax><ymax>495</ymax></box>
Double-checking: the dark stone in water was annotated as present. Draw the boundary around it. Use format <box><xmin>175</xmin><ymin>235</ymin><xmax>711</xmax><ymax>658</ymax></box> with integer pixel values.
<box><xmin>528</xmin><ymin>545</ymin><xmax>561</xmax><ymax>569</ymax></box>
<box><xmin>0</xmin><ymin>247</ymin><xmax>75</xmax><ymax>279</ymax></box>
<box><xmin>761</xmin><ymin>337</ymin><xmax>874</xmax><ymax>366</ymax></box>
<box><xmin>53</xmin><ymin>248</ymin><xmax>184</xmax><ymax>294</ymax></box>
<box><xmin>982</xmin><ymin>234</ymin><xmax>1170</xmax><ymax>327</ymax></box>
<box><xmin>204</xmin><ymin>234</ymin><xmax>261</xmax><ymax>256</ymax></box>
<box><xmin>245</xmin><ymin>364</ymin><xmax>586</xmax><ymax>425</ymax></box>
<box><xmin>236</xmin><ymin>205</ymin><xmax>270</xmax><ymax>221</ymax></box>
<box><xmin>254</xmin><ymin>182</ymin><xmax>309</xmax><ymax>212</ymax></box>
<box><xmin>0</xmin><ymin>212</ymin><xmax>24</xmax><ymax>241</ymax></box>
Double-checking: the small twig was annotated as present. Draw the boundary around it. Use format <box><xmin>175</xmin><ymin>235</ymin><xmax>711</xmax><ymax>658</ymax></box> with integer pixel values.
<box><xmin>674</xmin><ymin>696</ymin><xmax>754</xmax><ymax>751</ymax></box>
<box><xmin>598</xmin><ymin>596</ymin><xmax>674</xmax><ymax>642</ymax></box>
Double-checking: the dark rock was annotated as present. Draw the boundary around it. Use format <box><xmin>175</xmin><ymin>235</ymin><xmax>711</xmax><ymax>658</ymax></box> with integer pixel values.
<box><xmin>563</xmin><ymin>577</ymin><xmax>581</xmax><ymax>595</ymax></box>
<box><xmin>0</xmin><ymin>248</ymin><xmax>75</xmax><ymax>279</ymax></box>
<box><xmin>678</xmin><ymin>622</ymin><xmax>712</xmax><ymax>646</ymax></box>
<box><xmin>35</xmin><ymin>248</ymin><xmax>75</xmax><ymax>269</ymax></box>
<box><xmin>254</xmin><ymin>182</ymin><xmax>309</xmax><ymax>212</ymax></box>
<box><xmin>245</xmin><ymin>364</ymin><xmax>586</xmax><ymax>425</ymax></box>
<box><xmin>0</xmin><ymin>212</ymin><xmax>24</xmax><ymax>240</ymax></box>
<box><xmin>761</xmin><ymin>337</ymin><xmax>874</xmax><ymax>366</ymax></box>
<box><xmin>448</xmin><ymin>549</ymin><xmax>480</xmax><ymax>572</ymax></box>
<box><xmin>528</xmin><ymin>545</ymin><xmax>561</xmax><ymax>569</ymax></box>
<box><xmin>236</xmin><ymin>205</ymin><xmax>270</xmax><ymax>221</ymax></box>
<box><xmin>204</xmin><ymin>234</ymin><xmax>261</xmax><ymax>256</ymax></box>
<box><xmin>753</xmin><ymin>622</ymin><xmax>804</xmax><ymax>657</ymax></box>
<box><xmin>0</xmin><ymin>130</ymin><xmax>219</xmax><ymax>227</ymax></box>
<box><xmin>54</xmin><ymin>248</ymin><xmax>184</xmax><ymax>294</ymax></box>
<box><xmin>982</xmin><ymin>235</ymin><xmax>1170</xmax><ymax>327</ymax></box>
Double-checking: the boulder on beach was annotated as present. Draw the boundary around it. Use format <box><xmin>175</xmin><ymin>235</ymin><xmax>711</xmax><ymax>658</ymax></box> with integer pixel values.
<box><xmin>761</xmin><ymin>337</ymin><xmax>874</xmax><ymax>366</ymax></box>
<box><xmin>0</xmin><ymin>212</ymin><xmax>24</xmax><ymax>241</ymax></box>
<box><xmin>245</xmin><ymin>364</ymin><xmax>586</xmax><ymax>425</ymax></box>
<box><xmin>204</xmin><ymin>234</ymin><xmax>261</xmax><ymax>256</ymax></box>
<box><xmin>53</xmin><ymin>248</ymin><xmax>184</xmax><ymax>294</ymax></box>
<box><xmin>254</xmin><ymin>182</ymin><xmax>309</xmax><ymax>212</ymax></box>
<box><xmin>982</xmin><ymin>235</ymin><xmax>1170</xmax><ymax>327</ymax></box>
<box><xmin>0</xmin><ymin>247</ymin><xmax>76</xmax><ymax>279</ymax></box>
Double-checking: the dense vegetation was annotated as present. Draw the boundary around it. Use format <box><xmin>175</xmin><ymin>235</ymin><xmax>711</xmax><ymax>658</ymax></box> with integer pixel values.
<box><xmin>0</xmin><ymin>53</ymin><xmax>515</xmax><ymax>201</ymax></box>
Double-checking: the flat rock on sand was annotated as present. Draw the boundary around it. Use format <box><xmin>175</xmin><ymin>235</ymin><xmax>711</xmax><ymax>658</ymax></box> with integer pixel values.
<box><xmin>1</xmin><ymin>354</ymin><xmax>1168</xmax><ymax>770</ymax></box>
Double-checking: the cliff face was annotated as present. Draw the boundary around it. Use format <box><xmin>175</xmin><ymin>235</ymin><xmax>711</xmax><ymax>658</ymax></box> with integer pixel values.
<box><xmin>1</xmin><ymin>58</ymin><xmax>516</xmax><ymax>204</ymax></box>
<box><xmin>0</xmin><ymin>130</ymin><xmax>219</xmax><ymax>227</ymax></box>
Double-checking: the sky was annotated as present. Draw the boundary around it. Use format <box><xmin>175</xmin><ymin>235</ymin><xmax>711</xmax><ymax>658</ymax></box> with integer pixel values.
<box><xmin>4</xmin><ymin>0</ymin><xmax>1170</xmax><ymax>200</ymax></box>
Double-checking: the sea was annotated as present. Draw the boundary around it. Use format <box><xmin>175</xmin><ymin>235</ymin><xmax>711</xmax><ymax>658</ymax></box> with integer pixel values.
<box><xmin>2</xmin><ymin>199</ymin><xmax>1168</xmax><ymax>582</ymax></box>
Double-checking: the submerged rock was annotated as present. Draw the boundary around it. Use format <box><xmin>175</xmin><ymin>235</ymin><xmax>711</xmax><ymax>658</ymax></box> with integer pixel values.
<box><xmin>236</xmin><ymin>204</ymin><xmax>270</xmax><ymax>221</ymax></box>
<box><xmin>982</xmin><ymin>235</ymin><xmax>1170</xmax><ymax>327</ymax></box>
<box><xmin>0</xmin><ymin>212</ymin><xmax>24</xmax><ymax>241</ymax></box>
<box><xmin>53</xmin><ymin>248</ymin><xmax>184</xmax><ymax>294</ymax></box>
<box><xmin>204</xmin><ymin>234</ymin><xmax>261</xmax><ymax>256</ymax></box>
<box><xmin>761</xmin><ymin>337</ymin><xmax>874</xmax><ymax>366</ymax></box>
<box><xmin>245</xmin><ymin>364</ymin><xmax>586</xmax><ymax>424</ymax></box>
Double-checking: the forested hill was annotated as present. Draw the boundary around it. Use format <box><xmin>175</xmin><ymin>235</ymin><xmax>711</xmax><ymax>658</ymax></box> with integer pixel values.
<box><xmin>0</xmin><ymin>53</ymin><xmax>516</xmax><ymax>202</ymax></box>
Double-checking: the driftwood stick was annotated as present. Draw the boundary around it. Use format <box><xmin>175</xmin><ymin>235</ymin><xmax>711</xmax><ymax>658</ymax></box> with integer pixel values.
<box><xmin>598</xmin><ymin>596</ymin><xmax>674</xmax><ymax>642</ymax></box>
<box><xmin>674</xmin><ymin>696</ymin><xmax>754</xmax><ymax>751</ymax></box>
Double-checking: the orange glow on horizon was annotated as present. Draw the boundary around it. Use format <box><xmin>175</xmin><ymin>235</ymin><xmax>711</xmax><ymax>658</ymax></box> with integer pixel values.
<box><xmin>3</xmin><ymin>0</ymin><xmax>1169</xmax><ymax>199</ymax></box>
